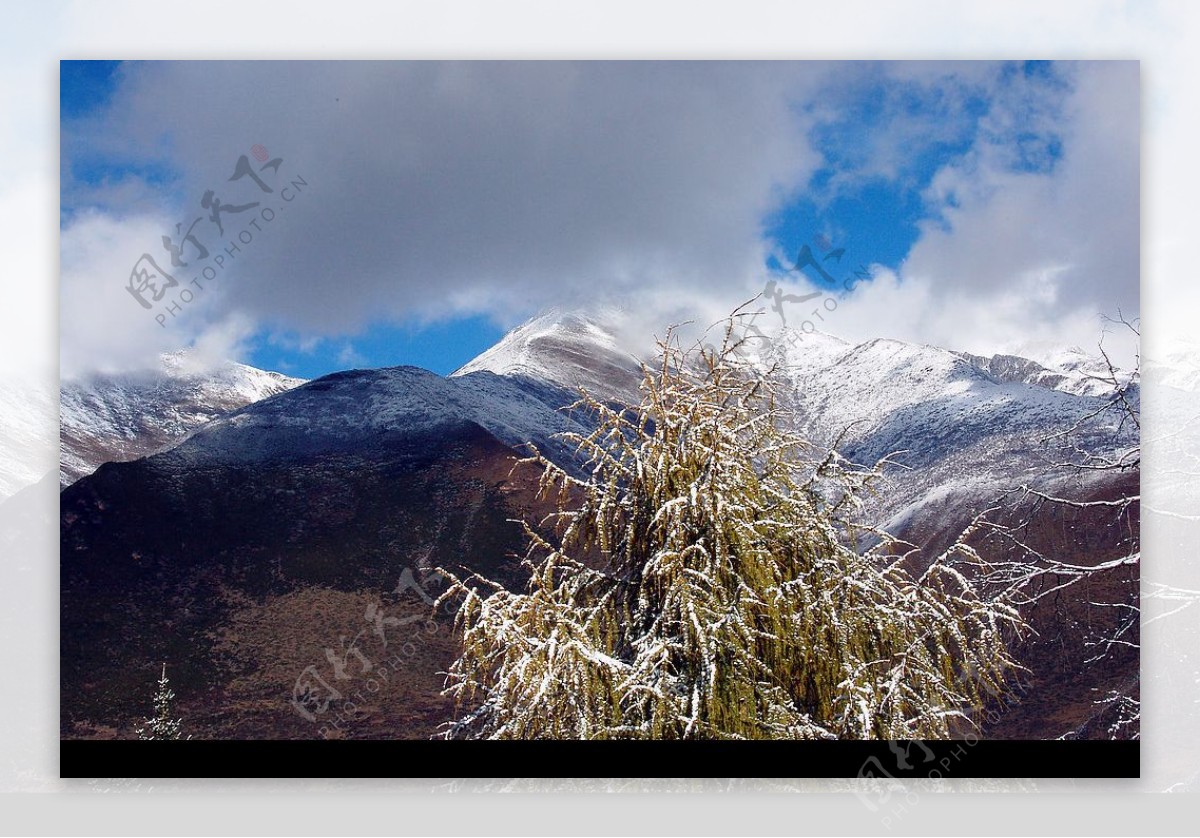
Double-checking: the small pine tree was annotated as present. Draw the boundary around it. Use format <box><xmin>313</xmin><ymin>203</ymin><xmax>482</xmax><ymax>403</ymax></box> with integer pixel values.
<box><xmin>135</xmin><ymin>663</ymin><xmax>188</xmax><ymax>740</ymax></box>
<box><xmin>438</xmin><ymin>315</ymin><xmax>1028</xmax><ymax>740</ymax></box>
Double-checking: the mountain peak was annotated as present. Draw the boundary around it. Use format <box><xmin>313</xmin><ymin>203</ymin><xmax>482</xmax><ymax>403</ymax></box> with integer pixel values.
<box><xmin>451</xmin><ymin>308</ymin><xmax>644</xmax><ymax>405</ymax></box>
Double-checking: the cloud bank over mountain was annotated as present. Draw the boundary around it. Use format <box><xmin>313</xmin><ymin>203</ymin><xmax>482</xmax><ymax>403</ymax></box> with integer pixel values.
<box><xmin>59</xmin><ymin>60</ymin><xmax>1139</xmax><ymax>376</ymax></box>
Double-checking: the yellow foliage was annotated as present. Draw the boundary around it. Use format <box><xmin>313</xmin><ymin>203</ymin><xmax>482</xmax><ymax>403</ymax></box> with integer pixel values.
<box><xmin>438</xmin><ymin>312</ymin><xmax>1026</xmax><ymax>740</ymax></box>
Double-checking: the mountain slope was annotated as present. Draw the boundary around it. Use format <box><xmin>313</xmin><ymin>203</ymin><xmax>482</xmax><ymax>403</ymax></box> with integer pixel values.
<box><xmin>59</xmin><ymin>354</ymin><xmax>305</xmax><ymax>489</ymax></box>
<box><xmin>60</xmin><ymin>367</ymin><xmax>570</xmax><ymax>739</ymax></box>
<box><xmin>180</xmin><ymin>364</ymin><xmax>603</xmax><ymax>474</ymax></box>
<box><xmin>60</xmin><ymin>356</ymin><xmax>613</xmax><ymax>738</ymax></box>
<box><xmin>683</xmin><ymin>327</ymin><xmax>1135</xmax><ymax>540</ymax></box>
<box><xmin>59</xmin><ymin>309</ymin><xmax>1139</xmax><ymax>742</ymax></box>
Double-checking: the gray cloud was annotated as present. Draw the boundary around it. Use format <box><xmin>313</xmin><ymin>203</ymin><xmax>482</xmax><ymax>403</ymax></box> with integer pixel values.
<box><xmin>60</xmin><ymin>60</ymin><xmax>1140</xmax><ymax>374</ymax></box>
<box><xmin>64</xmin><ymin>61</ymin><xmax>825</xmax><ymax>339</ymax></box>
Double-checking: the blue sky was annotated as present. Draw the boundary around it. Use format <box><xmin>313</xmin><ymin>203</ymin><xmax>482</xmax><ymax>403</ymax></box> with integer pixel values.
<box><xmin>60</xmin><ymin>60</ymin><xmax>120</xmax><ymax>119</ymax></box>
<box><xmin>246</xmin><ymin>316</ymin><xmax>505</xmax><ymax>378</ymax></box>
<box><xmin>59</xmin><ymin>61</ymin><xmax>1137</xmax><ymax>379</ymax></box>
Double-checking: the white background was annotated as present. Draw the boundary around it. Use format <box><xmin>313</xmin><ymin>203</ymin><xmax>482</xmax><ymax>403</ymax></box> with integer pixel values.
<box><xmin>2</xmin><ymin>1</ymin><xmax>1197</xmax><ymax>834</ymax></box>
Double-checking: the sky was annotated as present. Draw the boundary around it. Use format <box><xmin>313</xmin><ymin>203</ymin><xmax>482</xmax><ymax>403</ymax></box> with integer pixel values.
<box><xmin>59</xmin><ymin>60</ymin><xmax>1140</xmax><ymax>379</ymax></box>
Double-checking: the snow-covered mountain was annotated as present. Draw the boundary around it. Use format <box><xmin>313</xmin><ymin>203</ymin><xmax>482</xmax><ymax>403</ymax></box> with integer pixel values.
<box><xmin>180</xmin><ymin>364</ymin><xmax>603</xmax><ymax>474</ymax></box>
<box><xmin>954</xmin><ymin>349</ymin><xmax>1122</xmax><ymax>398</ymax></box>
<box><xmin>59</xmin><ymin>308</ymin><xmax>1140</xmax><ymax>742</ymax></box>
<box><xmin>554</xmin><ymin>316</ymin><xmax>1136</xmax><ymax>534</ymax></box>
<box><xmin>451</xmin><ymin>309</ymin><xmax>643</xmax><ymax>407</ymax></box>
<box><xmin>998</xmin><ymin>338</ymin><xmax>1136</xmax><ymax>396</ymax></box>
<box><xmin>454</xmin><ymin>310</ymin><xmax>1133</xmax><ymax>514</ymax></box>
<box><xmin>59</xmin><ymin>353</ymin><xmax>304</xmax><ymax>488</ymax></box>
<box><xmin>56</xmin><ymin>309</ymin><xmax>1137</xmax><ymax>566</ymax></box>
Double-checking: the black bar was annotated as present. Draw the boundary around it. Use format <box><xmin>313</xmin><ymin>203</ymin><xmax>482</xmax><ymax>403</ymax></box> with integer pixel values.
<box><xmin>61</xmin><ymin>740</ymin><xmax>1138</xmax><ymax>779</ymax></box>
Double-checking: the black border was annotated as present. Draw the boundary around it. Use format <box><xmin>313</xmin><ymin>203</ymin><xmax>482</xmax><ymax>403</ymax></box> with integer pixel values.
<box><xmin>61</xmin><ymin>740</ymin><xmax>1139</xmax><ymax>779</ymax></box>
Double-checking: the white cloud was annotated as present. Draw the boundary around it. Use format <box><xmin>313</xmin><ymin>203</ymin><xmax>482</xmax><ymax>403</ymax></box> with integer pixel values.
<box><xmin>59</xmin><ymin>210</ymin><xmax>256</xmax><ymax>378</ymax></box>
<box><xmin>336</xmin><ymin>342</ymin><xmax>366</xmax><ymax>368</ymax></box>
<box><xmin>817</xmin><ymin>61</ymin><xmax>1140</xmax><ymax>367</ymax></box>
<box><xmin>826</xmin><ymin>265</ymin><xmax>1133</xmax><ymax>363</ymax></box>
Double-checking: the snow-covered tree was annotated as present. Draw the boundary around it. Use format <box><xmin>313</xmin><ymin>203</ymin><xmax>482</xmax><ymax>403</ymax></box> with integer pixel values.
<box><xmin>438</xmin><ymin>314</ymin><xmax>1028</xmax><ymax>740</ymax></box>
<box><xmin>135</xmin><ymin>663</ymin><xmax>188</xmax><ymax>740</ymax></box>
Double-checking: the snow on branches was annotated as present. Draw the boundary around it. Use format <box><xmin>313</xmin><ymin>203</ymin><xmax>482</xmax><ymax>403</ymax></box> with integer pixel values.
<box><xmin>437</xmin><ymin>309</ymin><xmax>1028</xmax><ymax>740</ymax></box>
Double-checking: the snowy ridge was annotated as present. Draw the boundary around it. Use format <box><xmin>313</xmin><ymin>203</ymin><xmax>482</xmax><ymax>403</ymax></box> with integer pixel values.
<box><xmin>174</xmin><ymin>364</ymin><xmax>597</xmax><ymax>473</ymax></box>
<box><xmin>767</xmin><ymin>334</ymin><xmax>1133</xmax><ymax>529</ymax></box>
<box><xmin>448</xmin><ymin>312</ymin><xmax>1136</xmax><ymax>540</ymax></box>
<box><xmin>451</xmin><ymin>309</ymin><xmax>644</xmax><ymax>407</ymax></box>
<box><xmin>448</xmin><ymin>312</ymin><xmax>1133</xmax><ymax>475</ymax></box>
<box><xmin>59</xmin><ymin>354</ymin><xmax>305</xmax><ymax>488</ymax></box>
<box><xmin>953</xmin><ymin>350</ymin><xmax>1116</xmax><ymax>398</ymax></box>
<box><xmin>782</xmin><ymin>337</ymin><xmax>1115</xmax><ymax>453</ymax></box>
<box><xmin>991</xmin><ymin>339</ymin><xmax>1134</xmax><ymax>398</ymax></box>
